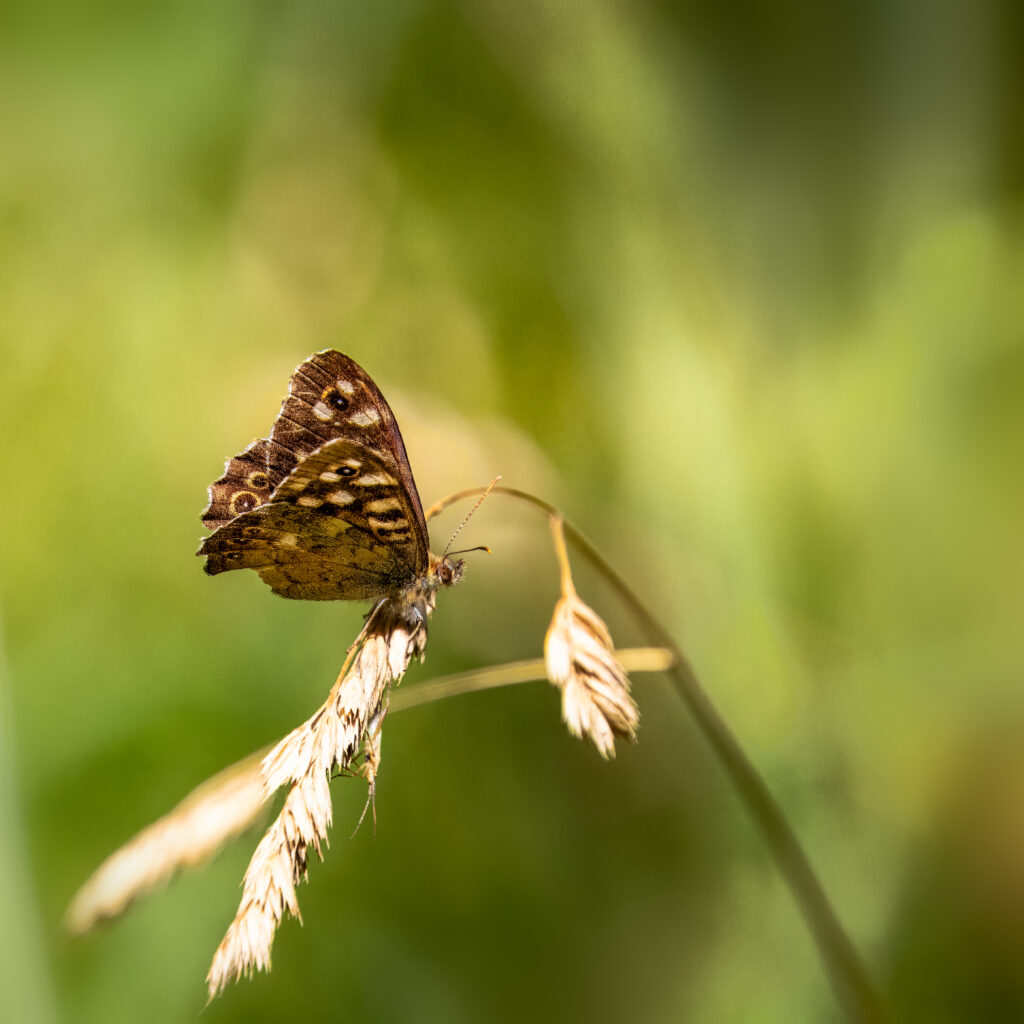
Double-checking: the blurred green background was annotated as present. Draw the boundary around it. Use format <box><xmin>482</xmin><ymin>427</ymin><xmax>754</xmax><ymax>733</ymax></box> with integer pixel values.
<box><xmin>2</xmin><ymin>2</ymin><xmax>1023</xmax><ymax>1021</ymax></box>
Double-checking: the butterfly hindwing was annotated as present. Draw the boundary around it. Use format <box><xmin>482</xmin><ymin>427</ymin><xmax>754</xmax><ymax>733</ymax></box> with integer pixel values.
<box><xmin>201</xmin><ymin>439</ymin><xmax>273</xmax><ymax>530</ymax></box>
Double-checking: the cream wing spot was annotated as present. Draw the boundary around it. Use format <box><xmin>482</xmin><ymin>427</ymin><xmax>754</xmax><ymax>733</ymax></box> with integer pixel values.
<box><xmin>355</xmin><ymin>472</ymin><xmax>397</xmax><ymax>487</ymax></box>
<box><xmin>327</xmin><ymin>490</ymin><xmax>355</xmax><ymax>506</ymax></box>
<box><xmin>365</xmin><ymin>497</ymin><xmax>403</xmax><ymax>515</ymax></box>
<box><xmin>297</xmin><ymin>495</ymin><xmax>324</xmax><ymax>508</ymax></box>
<box><xmin>312</xmin><ymin>401</ymin><xmax>335</xmax><ymax>422</ymax></box>
<box><xmin>319</xmin><ymin>470</ymin><xmax>341</xmax><ymax>483</ymax></box>
<box><xmin>368</xmin><ymin>516</ymin><xmax>410</xmax><ymax>532</ymax></box>
<box><xmin>277</xmin><ymin>533</ymin><xmax>299</xmax><ymax>548</ymax></box>
<box><xmin>349</xmin><ymin>408</ymin><xmax>381</xmax><ymax>427</ymax></box>
<box><xmin>336</xmin><ymin>379</ymin><xmax>356</xmax><ymax>396</ymax></box>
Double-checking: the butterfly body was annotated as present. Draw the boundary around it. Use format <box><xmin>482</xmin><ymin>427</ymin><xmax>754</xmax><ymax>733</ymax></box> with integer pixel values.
<box><xmin>198</xmin><ymin>351</ymin><xmax>463</xmax><ymax>610</ymax></box>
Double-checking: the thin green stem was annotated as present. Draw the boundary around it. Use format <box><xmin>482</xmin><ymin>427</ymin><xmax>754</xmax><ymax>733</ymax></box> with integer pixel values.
<box><xmin>390</xmin><ymin>647</ymin><xmax>674</xmax><ymax>713</ymax></box>
<box><xmin>429</xmin><ymin>486</ymin><xmax>887</xmax><ymax>1023</ymax></box>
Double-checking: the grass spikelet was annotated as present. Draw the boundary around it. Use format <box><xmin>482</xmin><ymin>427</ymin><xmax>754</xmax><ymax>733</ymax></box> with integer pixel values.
<box><xmin>543</xmin><ymin>515</ymin><xmax>639</xmax><ymax>758</ymax></box>
<box><xmin>205</xmin><ymin>594</ymin><xmax>432</xmax><ymax>998</ymax></box>
<box><xmin>64</xmin><ymin>753</ymin><xmax>267</xmax><ymax>935</ymax></box>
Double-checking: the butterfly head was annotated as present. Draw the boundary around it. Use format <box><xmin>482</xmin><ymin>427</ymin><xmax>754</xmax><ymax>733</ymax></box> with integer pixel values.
<box><xmin>424</xmin><ymin>477</ymin><xmax>497</xmax><ymax>594</ymax></box>
<box><xmin>427</xmin><ymin>553</ymin><xmax>465</xmax><ymax>591</ymax></box>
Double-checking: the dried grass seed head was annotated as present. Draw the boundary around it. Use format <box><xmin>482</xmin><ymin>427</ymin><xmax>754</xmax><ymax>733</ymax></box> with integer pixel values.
<box><xmin>545</xmin><ymin>587</ymin><xmax>640</xmax><ymax>759</ymax></box>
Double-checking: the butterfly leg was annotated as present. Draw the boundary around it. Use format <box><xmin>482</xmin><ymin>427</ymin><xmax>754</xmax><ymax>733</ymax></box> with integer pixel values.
<box><xmin>351</xmin><ymin>696</ymin><xmax>388</xmax><ymax>838</ymax></box>
<box><xmin>350</xmin><ymin>783</ymin><xmax>377</xmax><ymax>839</ymax></box>
<box><xmin>400</xmin><ymin>596</ymin><xmax>430</xmax><ymax>636</ymax></box>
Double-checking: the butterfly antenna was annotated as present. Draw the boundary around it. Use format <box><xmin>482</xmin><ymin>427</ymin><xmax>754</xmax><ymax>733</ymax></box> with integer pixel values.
<box><xmin>442</xmin><ymin>475</ymin><xmax>500</xmax><ymax>557</ymax></box>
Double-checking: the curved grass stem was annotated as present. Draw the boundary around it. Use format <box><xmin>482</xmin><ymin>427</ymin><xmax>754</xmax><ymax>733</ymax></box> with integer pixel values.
<box><xmin>428</xmin><ymin>486</ymin><xmax>887</xmax><ymax>1023</ymax></box>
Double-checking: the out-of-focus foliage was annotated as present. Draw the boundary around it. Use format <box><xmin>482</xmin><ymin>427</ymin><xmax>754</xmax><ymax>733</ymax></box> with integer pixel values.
<box><xmin>1</xmin><ymin>2</ymin><xmax>1022</xmax><ymax>1022</ymax></box>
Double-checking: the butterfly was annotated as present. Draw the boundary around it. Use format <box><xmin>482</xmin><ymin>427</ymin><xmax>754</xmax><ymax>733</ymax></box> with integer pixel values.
<box><xmin>197</xmin><ymin>351</ymin><xmax>464</xmax><ymax>611</ymax></box>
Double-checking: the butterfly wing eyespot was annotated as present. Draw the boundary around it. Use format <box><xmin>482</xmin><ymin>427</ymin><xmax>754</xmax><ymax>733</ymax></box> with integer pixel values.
<box><xmin>322</xmin><ymin>387</ymin><xmax>349</xmax><ymax>411</ymax></box>
<box><xmin>229</xmin><ymin>491</ymin><xmax>259</xmax><ymax>516</ymax></box>
<box><xmin>201</xmin><ymin>438</ymin><xmax>273</xmax><ymax>530</ymax></box>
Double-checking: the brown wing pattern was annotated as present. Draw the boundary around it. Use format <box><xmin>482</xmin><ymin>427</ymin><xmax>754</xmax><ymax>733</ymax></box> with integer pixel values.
<box><xmin>201</xmin><ymin>439</ymin><xmax>273</xmax><ymax>531</ymax></box>
<box><xmin>267</xmin><ymin>351</ymin><xmax>428</xmax><ymax>549</ymax></box>
<box><xmin>198</xmin><ymin>439</ymin><xmax>428</xmax><ymax>600</ymax></box>
<box><xmin>200</xmin><ymin>350</ymin><xmax>429</xmax><ymax>560</ymax></box>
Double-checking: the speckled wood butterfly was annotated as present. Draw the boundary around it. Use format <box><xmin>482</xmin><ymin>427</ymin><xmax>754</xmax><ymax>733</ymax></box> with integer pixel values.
<box><xmin>197</xmin><ymin>350</ymin><xmax>463</xmax><ymax>607</ymax></box>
